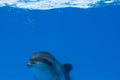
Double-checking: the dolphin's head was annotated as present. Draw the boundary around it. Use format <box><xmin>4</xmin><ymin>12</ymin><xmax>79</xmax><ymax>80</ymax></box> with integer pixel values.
<box><xmin>27</xmin><ymin>52</ymin><xmax>62</xmax><ymax>80</ymax></box>
<box><xmin>27</xmin><ymin>52</ymin><xmax>73</xmax><ymax>80</ymax></box>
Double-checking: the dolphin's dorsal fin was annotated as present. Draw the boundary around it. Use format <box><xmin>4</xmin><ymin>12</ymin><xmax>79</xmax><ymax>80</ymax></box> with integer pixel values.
<box><xmin>63</xmin><ymin>63</ymin><xmax>73</xmax><ymax>74</ymax></box>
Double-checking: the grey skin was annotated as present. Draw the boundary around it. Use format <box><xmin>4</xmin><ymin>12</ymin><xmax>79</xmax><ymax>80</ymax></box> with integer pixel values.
<box><xmin>27</xmin><ymin>52</ymin><xmax>73</xmax><ymax>80</ymax></box>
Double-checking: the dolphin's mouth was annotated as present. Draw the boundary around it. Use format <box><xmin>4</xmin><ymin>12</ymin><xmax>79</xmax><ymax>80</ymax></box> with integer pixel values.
<box><xmin>27</xmin><ymin>61</ymin><xmax>35</xmax><ymax>67</ymax></box>
<box><xmin>27</xmin><ymin>58</ymin><xmax>53</xmax><ymax>67</ymax></box>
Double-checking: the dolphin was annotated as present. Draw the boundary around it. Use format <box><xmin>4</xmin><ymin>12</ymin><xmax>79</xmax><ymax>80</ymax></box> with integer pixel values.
<box><xmin>27</xmin><ymin>52</ymin><xmax>73</xmax><ymax>80</ymax></box>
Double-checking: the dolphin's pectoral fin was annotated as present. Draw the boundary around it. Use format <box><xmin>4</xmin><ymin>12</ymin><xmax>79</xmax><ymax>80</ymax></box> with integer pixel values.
<box><xmin>63</xmin><ymin>63</ymin><xmax>73</xmax><ymax>74</ymax></box>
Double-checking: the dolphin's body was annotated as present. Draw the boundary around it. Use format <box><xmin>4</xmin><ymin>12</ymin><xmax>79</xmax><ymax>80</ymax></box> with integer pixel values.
<box><xmin>27</xmin><ymin>52</ymin><xmax>73</xmax><ymax>80</ymax></box>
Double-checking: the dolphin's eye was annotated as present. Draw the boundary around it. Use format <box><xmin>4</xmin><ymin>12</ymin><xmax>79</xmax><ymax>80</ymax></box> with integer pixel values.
<box><xmin>42</xmin><ymin>59</ymin><xmax>53</xmax><ymax>66</ymax></box>
<box><xmin>48</xmin><ymin>62</ymin><xmax>52</xmax><ymax>66</ymax></box>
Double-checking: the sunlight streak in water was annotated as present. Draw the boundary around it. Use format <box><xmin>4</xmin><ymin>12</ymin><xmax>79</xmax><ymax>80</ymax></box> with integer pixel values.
<box><xmin>0</xmin><ymin>0</ymin><xmax>120</xmax><ymax>10</ymax></box>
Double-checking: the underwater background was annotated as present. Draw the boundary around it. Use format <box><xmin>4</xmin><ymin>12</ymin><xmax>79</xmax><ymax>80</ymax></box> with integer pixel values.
<box><xmin>0</xmin><ymin>4</ymin><xmax>120</xmax><ymax>80</ymax></box>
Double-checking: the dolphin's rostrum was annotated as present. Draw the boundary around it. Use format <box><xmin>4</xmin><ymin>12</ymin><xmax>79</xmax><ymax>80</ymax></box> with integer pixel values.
<box><xmin>27</xmin><ymin>52</ymin><xmax>73</xmax><ymax>80</ymax></box>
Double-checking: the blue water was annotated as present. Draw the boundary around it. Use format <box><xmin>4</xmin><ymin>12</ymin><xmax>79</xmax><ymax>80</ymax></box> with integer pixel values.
<box><xmin>0</xmin><ymin>6</ymin><xmax>120</xmax><ymax>80</ymax></box>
